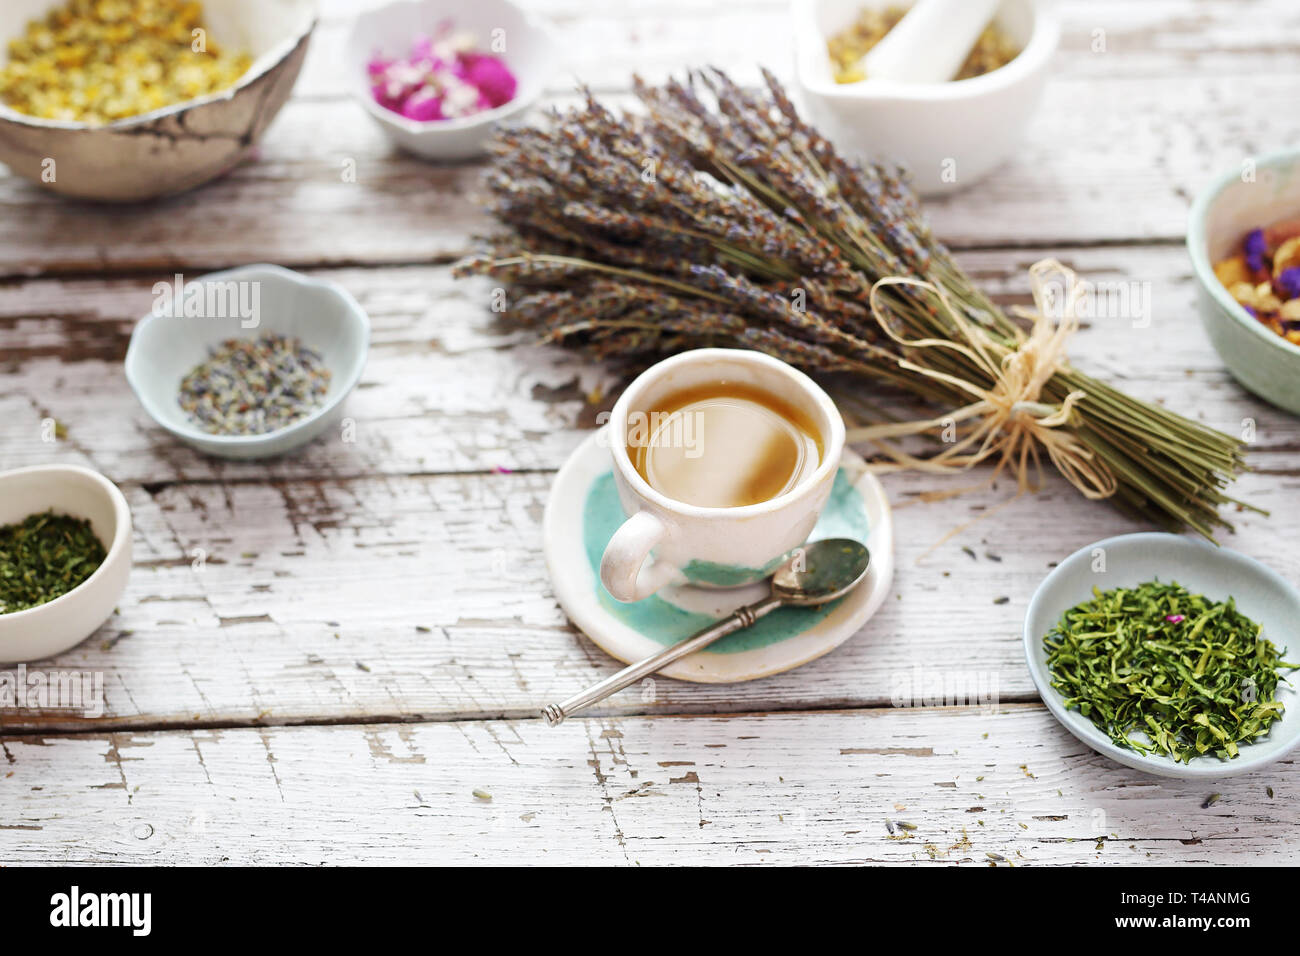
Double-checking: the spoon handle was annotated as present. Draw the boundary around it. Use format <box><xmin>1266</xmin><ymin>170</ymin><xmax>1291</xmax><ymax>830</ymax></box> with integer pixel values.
<box><xmin>541</xmin><ymin>595</ymin><xmax>784</xmax><ymax>726</ymax></box>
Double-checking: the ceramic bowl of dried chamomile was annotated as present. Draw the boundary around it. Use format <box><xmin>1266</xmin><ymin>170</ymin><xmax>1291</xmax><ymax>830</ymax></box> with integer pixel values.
<box><xmin>0</xmin><ymin>0</ymin><xmax>315</xmax><ymax>201</ymax></box>
<box><xmin>0</xmin><ymin>465</ymin><xmax>133</xmax><ymax>663</ymax></box>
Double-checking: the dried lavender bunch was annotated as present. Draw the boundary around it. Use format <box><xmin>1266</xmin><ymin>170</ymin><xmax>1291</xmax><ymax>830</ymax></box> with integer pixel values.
<box><xmin>455</xmin><ymin>68</ymin><xmax>1250</xmax><ymax>537</ymax></box>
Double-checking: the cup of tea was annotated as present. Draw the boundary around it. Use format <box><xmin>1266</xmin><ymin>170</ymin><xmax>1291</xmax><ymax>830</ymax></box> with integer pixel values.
<box><xmin>600</xmin><ymin>348</ymin><xmax>846</xmax><ymax>602</ymax></box>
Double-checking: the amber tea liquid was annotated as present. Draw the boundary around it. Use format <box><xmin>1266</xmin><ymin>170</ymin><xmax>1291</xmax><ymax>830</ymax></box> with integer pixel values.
<box><xmin>627</xmin><ymin>383</ymin><xmax>823</xmax><ymax>508</ymax></box>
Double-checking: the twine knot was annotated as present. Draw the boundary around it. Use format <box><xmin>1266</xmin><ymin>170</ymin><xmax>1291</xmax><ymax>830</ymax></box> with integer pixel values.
<box><xmin>847</xmin><ymin>258</ymin><xmax>1118</xmax><ymax>502</ymax></box>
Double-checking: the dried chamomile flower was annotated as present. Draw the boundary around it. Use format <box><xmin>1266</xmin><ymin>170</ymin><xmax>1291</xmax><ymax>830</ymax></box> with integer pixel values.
<box><xmin>0</xmin><ymin>0</ymin><xmax>252</xmax><ymax>125</ymax></box>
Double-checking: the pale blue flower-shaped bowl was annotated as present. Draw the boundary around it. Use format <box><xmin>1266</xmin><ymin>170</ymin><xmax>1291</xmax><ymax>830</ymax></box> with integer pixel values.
<box><xmin>125</xmin><ymin>264</ymin><xmax>370</xmax><ymax>460</ymax></box>
<box><xmin>1024</xmin><ymin>533</ymin><xmax>1300</xmax><ymax>779</ymax></box>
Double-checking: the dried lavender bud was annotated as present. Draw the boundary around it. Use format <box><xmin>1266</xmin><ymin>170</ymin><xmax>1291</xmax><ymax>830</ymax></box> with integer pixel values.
<box><xmin>178</xmin><ymin>334</ymin><xmax>331</xmax><ymax>436</ymax></box>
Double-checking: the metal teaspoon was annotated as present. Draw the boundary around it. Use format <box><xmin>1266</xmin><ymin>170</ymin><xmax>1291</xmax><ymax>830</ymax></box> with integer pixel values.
<box><xmin>541</xmin><ymin>538</ymin><xmax>871</xmax><ymax>726</ymax></box>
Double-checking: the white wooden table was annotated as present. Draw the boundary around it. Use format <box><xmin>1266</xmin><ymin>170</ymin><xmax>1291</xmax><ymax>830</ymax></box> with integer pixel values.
<box><xmin>2</xmin><ymin>0</ymin><xmax>1299</xmax><ymax>865</ymax></box>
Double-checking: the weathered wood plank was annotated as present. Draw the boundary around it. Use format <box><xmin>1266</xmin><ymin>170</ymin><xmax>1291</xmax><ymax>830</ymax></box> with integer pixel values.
<box><xmin>3</xmin><ymin>0</ymin><xmax>1298</xmax><ymax>865</ymax></box>
<box><xmin>1</xmin><ymin>706</ymin><xmax>1294</xmax><ymax>865</ymax></box>
<box><xmin>1</xmin><ymin>2</ymin><xmax>1298</xmax><ymax>273</ymax></box>
<box><xmin>3</xmin><ymin>243</ymin><xmax>1296</xmax><ymax>729</ymax></box>
<box><xmin>0</xmin><ymin>454</ymin><xmax>1292</xmax><ymax>730</ymax></box>
<box><xmin>303</xmin><ymin>0</ymin><xmax>1300</xmax><ymax>98</ymax></box>
<box><xmin>3</xmin><ymin>246</ymin><xmax>1299</xmax><ymax>485</ymax></box>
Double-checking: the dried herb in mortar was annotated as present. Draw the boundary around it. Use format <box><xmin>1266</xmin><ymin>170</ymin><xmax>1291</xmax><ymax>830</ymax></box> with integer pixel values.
<box><xmin>0</xmin><ymin>511</ymin><xmax>107</xmax><ymax>614</ymax></box>
<box><xmin>1044</xmin><ymin>581</ymin><xmax>1294</xmax><ymax>762</ymax></box>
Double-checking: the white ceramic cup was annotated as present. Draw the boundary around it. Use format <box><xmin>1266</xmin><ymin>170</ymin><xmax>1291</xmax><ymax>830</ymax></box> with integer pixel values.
<box><xmin>600</xmin><ymin>349</ymin><xmax>846</xmax><ymax>603</ymax></box>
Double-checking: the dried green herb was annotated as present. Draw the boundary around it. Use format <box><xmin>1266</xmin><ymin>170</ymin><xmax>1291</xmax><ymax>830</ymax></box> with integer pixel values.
<box><xmin>0</xmin><ymin>510</ymin><xmax>107</xmax><ymax>614</ymax></box>
<box><xmin>1044</xmin><ymin>581</ymin><xmax>1294</xmax><ymax>763</ymax></box>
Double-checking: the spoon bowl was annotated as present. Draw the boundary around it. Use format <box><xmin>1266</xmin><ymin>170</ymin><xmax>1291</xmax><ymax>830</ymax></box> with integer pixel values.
<box><xmin>773</xmin><ymin>538</ymin><xmax>872</xmax><ymax>605</ymax></box>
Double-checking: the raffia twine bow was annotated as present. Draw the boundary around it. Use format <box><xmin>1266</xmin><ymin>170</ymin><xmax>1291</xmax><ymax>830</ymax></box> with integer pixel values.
<box><xmin>846</xmin><ymin>258</ymin><xmax>1118</xmax><ymax>504</ymax></box>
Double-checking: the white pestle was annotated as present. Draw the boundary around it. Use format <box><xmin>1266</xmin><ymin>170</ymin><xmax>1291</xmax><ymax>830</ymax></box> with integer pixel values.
<box><xmin>854</xmin><ymin>0</ymin><xmax>1004</xmax><ymax>84</ymax></box>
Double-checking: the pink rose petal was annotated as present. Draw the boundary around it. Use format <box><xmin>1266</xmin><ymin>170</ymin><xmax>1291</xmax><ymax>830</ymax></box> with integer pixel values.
<box><xmin>367</xmin><ymin>30</ymin><xmax>517</xmax><ymax>122</ymax></box>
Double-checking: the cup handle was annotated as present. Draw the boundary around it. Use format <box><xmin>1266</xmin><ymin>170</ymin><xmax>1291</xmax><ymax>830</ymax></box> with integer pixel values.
<box><xmin>600</xmin><ymin>511</ymin><xmax>677</xmax><ymax>602</ymax></box>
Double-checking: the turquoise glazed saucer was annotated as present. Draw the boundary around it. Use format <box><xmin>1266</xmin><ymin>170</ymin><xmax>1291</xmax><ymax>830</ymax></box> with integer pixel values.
<box><xmin>543</xmin><ymin>429</ymin><xmax>895</xmax><ymax>683</ymax></box>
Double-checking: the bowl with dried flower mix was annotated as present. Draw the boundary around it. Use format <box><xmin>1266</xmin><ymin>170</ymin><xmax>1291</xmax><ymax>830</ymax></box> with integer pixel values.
<box><xmin>1190</xmin><ymin>149</ymin><xmax>1300</xmax><ymax>416</ymax></box>
<box><xmin>0</xmin><ymin>465</ymin><xmax>132</xmax><ymax>663</ymax></box>
<box><xmin>344</xmin><ymin>0</ymin><xmax>555</xmax><ymax>160</ymax></box>
<box><xmin>0</xmin><ymin>0</ymin><xmax>315</xmax><ymax>200</ymax></box>
<box><xmin>792</xmin><ymin>0</ymin><xmax>1059</xmax><ymax>195</ymax></box>
<box><xmin>125</xmin><ymin>264</ymin><xmax>370</xmax><ymax>460</ymax></box>
<box><xmin>1024</xmin><ymin>533</ymin><xmax>1300</xmax><ymax>779</ymax></box>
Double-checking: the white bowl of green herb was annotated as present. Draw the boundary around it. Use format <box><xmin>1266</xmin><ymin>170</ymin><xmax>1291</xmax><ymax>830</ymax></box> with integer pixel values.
<box><xmin>125</xmin><ymin>264</ymin><xmax>371</xmax><ymax>460</ymax></box>
<box><xmin>0</xmin><ymin>465</ymin><xmax>132</xmax><ymax>663</ymax></box>
<box><xmin>1024</xmin><ymin>533</ymin><xmax>1300</xmax><ymax>779</ymax></box>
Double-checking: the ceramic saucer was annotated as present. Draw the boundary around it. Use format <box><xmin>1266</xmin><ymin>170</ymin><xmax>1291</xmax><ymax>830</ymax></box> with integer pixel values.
<box><xmin>543</xmin><ymin>429</ymin><xmax>895</xmax><ymax>683</ymax></box>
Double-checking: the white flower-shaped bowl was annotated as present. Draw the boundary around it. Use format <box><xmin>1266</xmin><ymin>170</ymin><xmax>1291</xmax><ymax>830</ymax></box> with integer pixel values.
<box><xmin>791</xmin><ymin>0</ymin><xmax>1059</xmax><ymax>196</ymax></box>
<box><xmin>343</xmin><ymin>0</ymin><xmax>557</xmax><ymax>161</ymax></box>
<box><xmin>1024</xmin><ymin>533</ymin><xmax>1300</xmax><ymax>779</ymax></box>
<box><xmin>0</xmin><ymin>465</ymin><xmax>132</xmax><ymax>663</ymax></box>
<box><xmin>124</xmin><ymin>264</ymin><xmax>370</xmax><ymax>460</ymax></box>
<box><xmin>0</xmin><ymin>0</ymin><xmax>316</xmax><ymax>202</ymax></box>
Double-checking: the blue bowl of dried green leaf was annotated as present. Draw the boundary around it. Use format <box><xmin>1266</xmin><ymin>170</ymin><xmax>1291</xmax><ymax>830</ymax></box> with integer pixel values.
<box><xmin>1024</xmin><ymin>533</ymin><xmax>1300</xmax><ymax>779</ymax></box>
